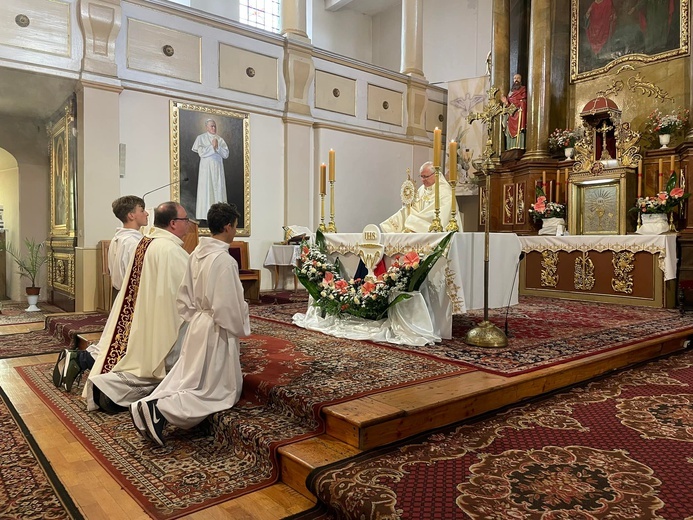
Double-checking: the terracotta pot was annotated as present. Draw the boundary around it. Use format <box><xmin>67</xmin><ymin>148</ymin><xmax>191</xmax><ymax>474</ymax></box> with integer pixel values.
<box><xmin>25</xmin><ymin>286</ymin><xmax>40</xmax><ymax>296</ymax></box>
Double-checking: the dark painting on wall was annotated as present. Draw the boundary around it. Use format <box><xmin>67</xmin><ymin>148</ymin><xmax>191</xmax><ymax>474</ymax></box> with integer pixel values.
<box><xmin>170</xmin><ymin>101</ymin><xmax>250</xmax><ymax>236</ymax></box>
<box><xmin>571</xmin><ymin>0</ymin><xmax>688</xmax><ymax>81</ymax></box>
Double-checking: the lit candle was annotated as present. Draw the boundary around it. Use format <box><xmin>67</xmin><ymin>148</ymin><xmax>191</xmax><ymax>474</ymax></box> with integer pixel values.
<box><xmin>637</xmin><ymin>159</ymin><xmax>642</xmax><ymax>198</ymax></box>
<box><xmin>319</xmin><ymin>163</ymin><xmax>326</xmax><ymax>195</ymax></box>
<box><xmin>670</xmin><ymin>155</ymin><xmax>675</xmax><ymax>173</ymax></box>
<box><xmin>565</xmin><ymin>168</ymin><xmax>569</xmax><ymax>204</ymax></box>
<box><xmin>556</xmin><ymin>169</ymin><xmax>561</xmax><ymax>204</ymax></box>
<box><xmin>329</xmin><ymin>149</ymin><xmax>335</xmax><ymax>182</ymax></box>
<box><xmin>449</xmin><ymin>140</ymin><xmax>458</xmax><ymax>182</ymax></box>
<box><xmin>549</xmin><ymin>180</ymin><xmax>553</xmax><ymax>202</ymax></box>
<box><xmin>542</xmin><ymin>171</ymin><xmax>546</xmax><ymax>193</ymax></box>
<box><xmin>433</xmin><ymin>127</ymin><xmax>442</xmax><ymax>167</ymax></box>
<box><xmin>658</xmin><ymin>158</ymin><xmax>663</xmax><ymax>191</ymax></box>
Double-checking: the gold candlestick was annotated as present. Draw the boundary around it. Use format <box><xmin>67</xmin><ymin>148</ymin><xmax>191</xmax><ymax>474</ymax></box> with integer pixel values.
<box><xmin>669</xmin><ymin>211</ymin><xmax>677</xmax><ymax>233</ymax></box>
<box><xmin>327</xmin><ymin>180</ymin><xmax>337</xmax><ymax>233</ymax></box>
<box><xmin>429</xmin><ymin>166</ymin><xmax>443</xmax><ymax>232</ymax></box>
<box><xmin>318</xmin><ymin>193</ymin><xmax>327</xmax><ymax>232</ymax></box>
<box><xmin>445</xmin><ymin>179</ymin><xmax>459</xmax><ymax>232</ymax></box>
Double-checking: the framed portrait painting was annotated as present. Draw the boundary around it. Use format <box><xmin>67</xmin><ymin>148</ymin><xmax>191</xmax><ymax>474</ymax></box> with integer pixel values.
<box><xmin>48</xmin><ymin>98</ymin><xmax>76</xmax><ymax>237</ymax></box>
<box><xmin>170</xmin><ymin>101</ymin><xmax>251</xmax><ymax>236</ymax></box>
<box><xmin>571</xmin><ymin>0</ymin><xmax>689</xmax><ymax>81</ymax></box>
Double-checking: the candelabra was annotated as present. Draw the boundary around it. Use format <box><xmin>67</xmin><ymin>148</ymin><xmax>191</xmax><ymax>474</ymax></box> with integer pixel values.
<box><xmin>669</xmin><ymin>211</ymin><xmax>677</xmax><ymax>233</ymax></box>
<box><xmin>428</xmin><ymin>166</ymin><xmax>443</xmax><ymax>232</ymax></box>
<box><xmin>318</xmin><ymin>193</ymin><xmax>327</xmax><ymax>233</ymax></box>
<box><xmin>326</xmin><ymin>180</ymin><xmax>337</xmax><ymax>233</ymax></box>
<box><xmin>445</xmin><ymin>178</ymin><xmax>460</xmax><ymax>232</ymax></box>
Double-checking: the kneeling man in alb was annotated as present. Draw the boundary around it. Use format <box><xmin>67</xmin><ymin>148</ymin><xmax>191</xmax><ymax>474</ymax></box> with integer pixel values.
<box><xmin>132</xmin><ymin>202</ymin><xmax>251</xmax><ymax>446</ymax></box>
<box><xmin>380</xmin><ymin>161</ymin><xmax>462</xmax><ymax>233</ymax></box>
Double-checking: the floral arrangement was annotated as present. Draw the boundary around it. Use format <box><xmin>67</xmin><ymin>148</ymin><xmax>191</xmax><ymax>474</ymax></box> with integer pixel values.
<box><xmin>631</xmin><ymin>172</ymin><xmax>690</xmax><ymax>214</ymax></box>
<box><xmin>548</xmin><ymin>128</ymin><xmax>580</xmax><ymax>152</ymax></box>
<box><xmin>295</xmin><ymin>231</ymin><xmax>454</xmax><ymax>321</ymax></box>
<box><xmin>645</xmin><ymin>108</ymin><xmax>689</xmax><ymax>136</ymax></box>
<box><xmin>528</xmin><ymin>187</ymin><xmax>566</xmax><ymax>223</ymax></box>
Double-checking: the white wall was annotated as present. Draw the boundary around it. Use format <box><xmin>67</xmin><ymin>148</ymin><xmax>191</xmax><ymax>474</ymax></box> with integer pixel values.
<box><xmin>372</xmin><ymin>3</ymin><xmax>402</xmax><ymax>72</ymax></box>
<box><xmin>0</xmin><ymin>152</ymin><xmax>19</xmax><ymax>300</ymax></box>
<box><xmin>311</xmin><ymin>0</ymin><xmax>373</xmax><ymax>63</ymax></box>
<box><xmin>423</xmin><ymin>0</ymin><xmax>492</xmax><ymax>85</ymax></box>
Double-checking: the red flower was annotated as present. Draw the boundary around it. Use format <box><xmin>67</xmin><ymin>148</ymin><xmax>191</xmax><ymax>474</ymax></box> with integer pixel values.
<box><xmin>671</xmin><ymin>187</ymin><xmax>684</xmax><ymax>198</ymax></box>
<box><xmin>361</xmin><ymin>281</ymin><xmax>376</xmax><ymax>295</ymax></box>
<box><xmin>324</xmin><ymin>271</ymin><xmax>334</xmax><ymax>284</ymax></box>
<box><xmin>402</xmin><ymin>251</ymin><xmax>420</xmax><ymax>268</ymax></box>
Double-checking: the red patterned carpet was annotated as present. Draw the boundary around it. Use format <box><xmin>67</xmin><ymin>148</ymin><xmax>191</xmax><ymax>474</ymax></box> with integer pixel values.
<box><xmin>292</xmin><ymin>349</ymin><xmax>693</xmax><ymax>520</ymax></box>
<box><xmin>0</xmin><ymin>301</ymin><xmax>64</xmax><ymax>325</ymax></box>
<box><xmin>0</xmin><ymin>313</ymin><xmax>108</xmax><ymax>359</ymax></box>
<box><xmin>16</xmin><ymin>317</ymin><xmax>470</xmax><ymax>520</ymax></box>
<box><xmin>0</xmin><ymin>387</ymin><xmax>83</xmax><ymax>519</ymax></box>
<box><xmin>258</xmin><ymin>295</ymin><xmax>693</xmax><ymax>376</ymax></box>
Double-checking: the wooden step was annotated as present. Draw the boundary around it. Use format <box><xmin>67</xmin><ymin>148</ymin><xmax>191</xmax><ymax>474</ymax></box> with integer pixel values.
<box><xmin>76</xmin><ymin>331</ymin><xmax>102</xmax><ymax>350</ymax></box>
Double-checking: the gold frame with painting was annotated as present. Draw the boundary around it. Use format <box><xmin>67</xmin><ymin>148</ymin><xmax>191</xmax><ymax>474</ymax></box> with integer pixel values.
<box><xmin>48</xmin><ymin>104</ymin><xmax>76</xmax><ymax>237</ymax></box>
<box><xmin>568</xmin><ymin>167</ymin><xmax>636</xmax><ymax>235</ymax></box>
<box><xmin>170</xmin><ymin>101</ymin><xmax>251</xmax><ymax>236</ymax></box>
<box><xmin>570</xmin><ymin>0</ymin><xmax>689</xmax><ymax>81</ymax></box>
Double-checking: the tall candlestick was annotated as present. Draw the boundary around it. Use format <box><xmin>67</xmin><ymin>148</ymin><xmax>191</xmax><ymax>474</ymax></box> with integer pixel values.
<box><xmin>449</xmin><ymin>141</ymin><xmax>458</xmax><ymax>182</ymax></box>
<box><xmin>670</xmin><ymin>155</ymin><xmax>675</xmax><ymax>175</ymax></box>
<box><xmin>329</xmin><ymin>149</ymin><xmax>335</xmax><ymax>182</ymax></box>
<box><xmin>564</xmin><ymin>168</ymin><xmax>569</xmax><ymax>204</ymax></box>
<box><xmin>549</xmin><ymin>180</ymin><xmax>553</xmax><ymax>202</ymax></box>
<box><xmin>433</xmin><ymin>127</ymin><xmax>442</xmax><ymax>167</ymax></box>
<box><xmin>319</xmin><ymin>163</ymin><xmax>326</xmax><ymax>195</ymax></box>
<box><xmin>542</xmin><ymin>171</ymin><xmax>547</xmax><ymax>193</ymax></box>
<box><xmin>556</xmin><ymin>169</ymin><xmax>561</xmax><ymax>204</ymax></box>
<box><xmin>658</xmin><ymin>158</ymin><xmax>663</xmax><ymax>192</ymax></box>
<box><xmin>637</xmin><ymin>159</ymin><xmax>642</xmax><ymax>197</ymax></box>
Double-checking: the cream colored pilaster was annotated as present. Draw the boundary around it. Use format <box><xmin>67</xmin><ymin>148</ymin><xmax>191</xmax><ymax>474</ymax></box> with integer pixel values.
<box><xmin>281</xmin><ymin>0</ymin><xmax>309</xmax><ymax>43</ymax></box>
<box><xmin>400</xmin><ymin>0</ymin><xmax>425</xmax><ymax>79</ymax></box>
<box><xmin>283</xmin><ymin>40</ymin><xmax>314</xmax><ymax>117</ymax></box>
<box><xmin>74</xmin><ymin>81</ymin><xmax>122</xmax><ymax>311</ymax></box>
<box><xmin>405</xmin><ymin>77</ymin><xmax>428</xmax><ymax>138</ymax></box>
<box><xmin>523</xmin><ymin>0</ymin><xmax>552</xmax><ymax>160</ymax></box>
<box><xmin>78</xmin><ymin>0</ymin><xmax>121</xmax><ymax>77</ymax></box>
<box><xmin>283</xmin><ymin>117</ymin><xmax>314</xmax><ymax>227</ymax></box>
<box><xmin>491</xmin><ymin>0</ymin><xmax>510</xmax><ymax>155</ymax></box>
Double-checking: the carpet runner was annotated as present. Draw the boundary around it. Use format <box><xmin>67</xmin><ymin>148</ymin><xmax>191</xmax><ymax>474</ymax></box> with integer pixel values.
<box><xmin>255</xmin><ymin>295</ymin><xmax>693</xmax><ymax>376</ymax></box>
<box><xmin>291</xmin><ymin>348</ymin><xmax>693</xmax><ymax>520</ymax></box>
<box><xmin>0</xmin><ymin>313</ymin><xmax>108</xmax><ymax>359</ymax></box>
<box><xmin>0</xmin><ymin>300</ymin><xmax>65</xmax><ymax>326</ymax></box>
<box><xmin>0</xmin><ymin>387</ymin><xmax>83</xmax><ymax>519</ymax></box>
<box><xmin>16</xmin><ymin>316</ymin><xmax>471</xmax><ymax>520</ymax></box>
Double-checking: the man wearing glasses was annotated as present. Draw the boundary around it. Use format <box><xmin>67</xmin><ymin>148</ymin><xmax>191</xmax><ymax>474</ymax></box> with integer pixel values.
<box><xmin>79</xmin><ymin>201</ymin><xmax>191</xmax><ymax>414</ymax></box>
<box><xmin>381</xmin><ymin>161</ymin><xmax>463</xmax><ymax>233</ymax></box>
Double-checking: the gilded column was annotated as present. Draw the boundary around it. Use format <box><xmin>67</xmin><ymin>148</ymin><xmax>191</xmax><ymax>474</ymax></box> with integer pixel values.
<box><xmin>491</xmin><ymin>0</ymin><xmax>510</xmax><ymax>157</ymax></box>
<box><xmin>401</xmin><ymin>0</ymin><xmax>425</xmax><ymax>78</ymax></box>
<box><xmin>281</xmin><ymin>0</ymin><xmax>309</xmax><ymax>43</ymax></box>
<box><xmin>523</xmin><ymin>0</ymin><xmax>552</xmax><ymax>160</ymax></box>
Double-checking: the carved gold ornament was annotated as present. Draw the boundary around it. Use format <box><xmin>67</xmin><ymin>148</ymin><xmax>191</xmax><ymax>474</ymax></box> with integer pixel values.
<box><xmin>401</xmin><ymin>179</ymin><xmax>416</xmax><ymax>206</ymax></box>
<box><xmin>540</xmin><ymin>251</ymin><xmax>559</xmax><ymax>288</ymax></box>
<box><xmin>574</xmin><ymin>252</ymin><xmax>595</xmax><ymax>291</ymax></box>
<box><xmin>611</xmin><ymin>251</ymin><xmax>635</xmax><ymax>294</ymax></box>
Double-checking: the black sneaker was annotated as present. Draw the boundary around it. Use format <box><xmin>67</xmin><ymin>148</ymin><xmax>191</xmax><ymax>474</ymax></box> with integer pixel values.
<box><xmin>130</xmin><ymin>402</ymin><xmax>150</xmax><ymax>440</ymax></box>
<box><xmin>52</xmin><ymin>350</ymin><xmax>67</xmax><ymax>388</ymax></box>
<box><xmin>138</xmin><ymin>400</ymin><xmax>167</xmax><ymax>447</ymax></box>
<box><xmin>62</xmin><ymin>350</ymin><xmax>83</xmax><ymax>392</ymax></box>
<box><xmin>95</xmin><ymin>388</ymin><xmax>127</xmax><ymax>415</ymax></box>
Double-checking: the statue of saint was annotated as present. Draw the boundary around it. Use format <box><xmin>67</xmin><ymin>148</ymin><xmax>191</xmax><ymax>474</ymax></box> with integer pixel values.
<box><xmin>501</xmin><ymin>74</ymin><xmax>527</xmax><ymax>150</ymax></box>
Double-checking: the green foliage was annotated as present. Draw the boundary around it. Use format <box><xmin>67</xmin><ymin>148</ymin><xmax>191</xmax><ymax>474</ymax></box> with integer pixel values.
<box><xmin>0</xmin><ymin>237</ymin><xmax>48</xmax><ymax>287</ymax></box>
<box><xmin>408</xmin><ymin>232</ymin><xmax>454</xmax><ymax>291</ymax></box>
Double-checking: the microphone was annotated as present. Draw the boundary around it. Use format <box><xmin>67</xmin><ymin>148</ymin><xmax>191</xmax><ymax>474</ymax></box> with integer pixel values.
<box><xmin>142</xmin><ymin>178</ymin><xmax>189</xmax><ymax>200</ymax></box>
<box><xmin>504</xmin><ymin>251</ymin><xmax>526</xmax><ymax>338</ymax></box>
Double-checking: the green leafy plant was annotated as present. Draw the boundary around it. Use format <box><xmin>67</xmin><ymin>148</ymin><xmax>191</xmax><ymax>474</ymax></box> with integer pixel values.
<box><xmin>0</xmin><ymin>237</ymin><xmax>48</xmax><ymax>288</ymax></box>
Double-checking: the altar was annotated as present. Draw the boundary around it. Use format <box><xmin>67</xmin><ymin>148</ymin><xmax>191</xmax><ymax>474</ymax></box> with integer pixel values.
<box><xmin>323</xmin><ymin>231</ymin><xmax>522</xmax><ymax>314</ymax></box>
<box><xmin>519</xmin><ymin>235</ymin><xmax>677</xmax><ymax>308</ymax></box>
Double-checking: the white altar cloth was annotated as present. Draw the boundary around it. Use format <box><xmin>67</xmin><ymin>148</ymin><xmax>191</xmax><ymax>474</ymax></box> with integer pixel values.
<box><xmin>322</xmin><ymin>232</ymin><xmax>523</xmax><ymax>314</ymax></box>
<box><xmin>291</xmin><ymin>232</ymin><xmax>522</xmax><ymax>345</ymax></box>
<box><xmin>518</xmin><ymin>235</ymin><xmax>677</xmax><ymax>281</ymax></box>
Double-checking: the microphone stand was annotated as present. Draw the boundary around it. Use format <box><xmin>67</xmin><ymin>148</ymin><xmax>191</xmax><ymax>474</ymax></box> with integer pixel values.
<box><xmin>504</xmin><ymin>252</ymin><xmax>525</xmax><ymax>337</ymax></box>
<box><xmin>142</xmin><ymin>178</ymin><xmax>189</xmax><ymax>201</ymax></box>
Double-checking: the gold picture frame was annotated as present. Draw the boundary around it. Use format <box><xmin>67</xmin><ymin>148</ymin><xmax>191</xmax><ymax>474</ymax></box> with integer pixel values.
<box><xmin>571</xmin><ymin>0</ymin><xmax>689</xmax><ymax>81</ymax></box>
<box><xmin>170</xmin><ymin>101</ymin><xmax>251</xmax><ymax>236</ymax></box>
<box><xmin>48</xmin><ymin>99</ymin><xmax>76</xmax><ymax>237</ymax></box>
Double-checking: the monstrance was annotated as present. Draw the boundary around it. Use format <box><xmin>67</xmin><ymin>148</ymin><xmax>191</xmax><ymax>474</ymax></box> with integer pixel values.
<box><xmin>464</xmin><ymin>86</ymin><xmax>516</xmax><ymax>348</ymax></box>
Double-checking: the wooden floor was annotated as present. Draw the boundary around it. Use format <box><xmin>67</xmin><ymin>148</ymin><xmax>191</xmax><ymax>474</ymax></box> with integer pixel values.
<box><xmin>0</xmin><ymin>321</ymin><xmax>688</xmax><ymax>519</ymax></box>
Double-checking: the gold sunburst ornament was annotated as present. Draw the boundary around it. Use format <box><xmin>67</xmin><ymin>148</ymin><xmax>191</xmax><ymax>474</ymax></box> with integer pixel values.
<box><xmin>400</xmin><ymin>168</ymin><xmax>416</xmax><ymax>206</ymax></box>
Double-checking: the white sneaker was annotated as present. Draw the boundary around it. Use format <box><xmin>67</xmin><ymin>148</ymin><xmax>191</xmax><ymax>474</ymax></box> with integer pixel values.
<box><xmin>130</xmin><ymin>402</ymin><xmax>149</xmax><ymax>440</ymax></box>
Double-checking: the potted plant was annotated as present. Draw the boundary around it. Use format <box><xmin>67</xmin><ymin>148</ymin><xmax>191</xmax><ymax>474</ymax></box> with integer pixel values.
<box><xmin>645</xmin><ymin>108</ymin><xmax>689</xmax><ymax>148</ymax></box>
<box><xmin>0</xmin><ymin>237</ymin><xmax>49</xmax><ymax>311</ymax></box>
<box><xmin>548</xmin><ymin>128</ymin><xmax>581</xmax><ymax>159</ymax></box>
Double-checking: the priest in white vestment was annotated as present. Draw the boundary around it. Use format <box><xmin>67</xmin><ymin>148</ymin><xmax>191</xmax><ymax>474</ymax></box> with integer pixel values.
<box><xmin>82</xmin><ymin>202</ymin><xmax>190</xmax><ymax>412</ymax></box>
<box><xmin>193</xmin><ymin>118</ymin><xmax>230</xmax><ymax>220</ymax></box>
<box><xmin>131</xmin><ymin>202</ymin><xmax>250</xmax><ymax>446</ymax></box>
<box><xmin>380</xmin><ymin>161</ymin><xmax>463</xmax><ymax>233</ymax></box>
